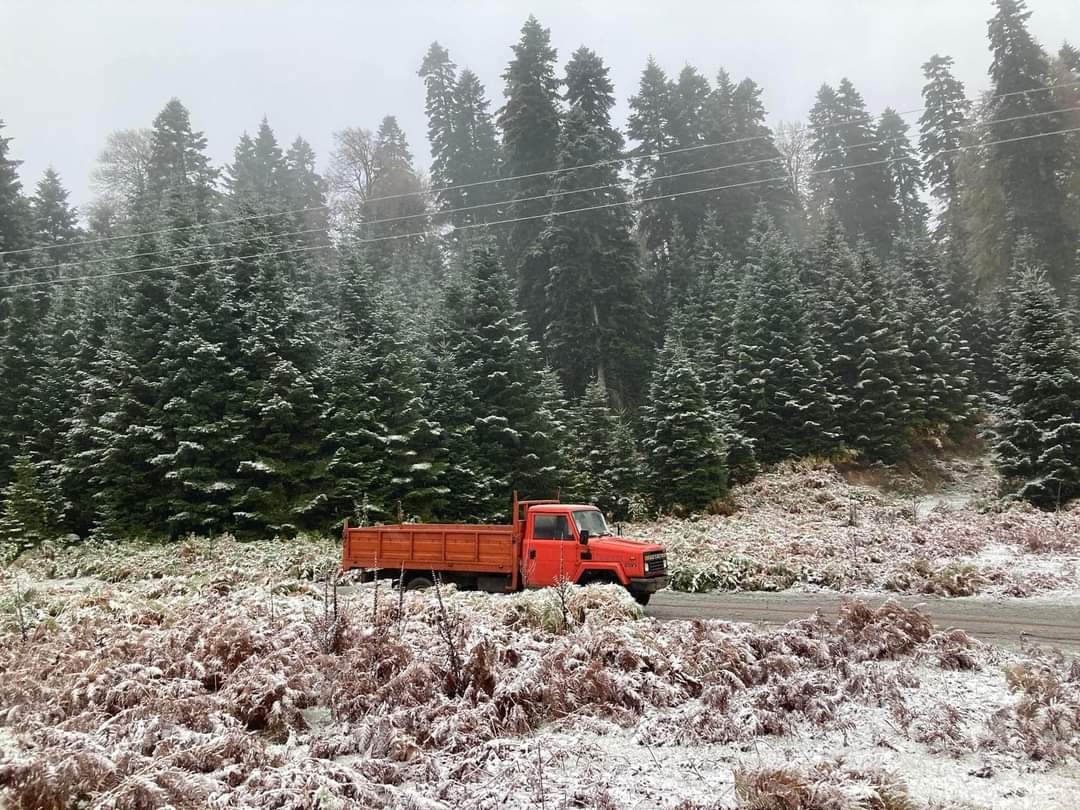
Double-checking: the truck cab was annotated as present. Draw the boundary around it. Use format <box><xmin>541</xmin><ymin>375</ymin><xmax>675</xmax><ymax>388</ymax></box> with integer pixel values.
<box><xmin>517</xmin><ymin>500</ymin><xmax>668</xmax><ymax>605</ymax></box>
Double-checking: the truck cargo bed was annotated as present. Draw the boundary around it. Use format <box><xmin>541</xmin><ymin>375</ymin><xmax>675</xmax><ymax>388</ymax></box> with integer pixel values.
<box><xmin>342</xmin><ymin>523</ymin><xmax>517</xmax><ymax>575</ymax></box>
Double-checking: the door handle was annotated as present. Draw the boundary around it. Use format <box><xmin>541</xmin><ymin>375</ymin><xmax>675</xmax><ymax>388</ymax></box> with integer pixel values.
<box><xmin>529</xmin><ymin>549</ymin><xmax>536</xmax><ymax>559</ymax></box>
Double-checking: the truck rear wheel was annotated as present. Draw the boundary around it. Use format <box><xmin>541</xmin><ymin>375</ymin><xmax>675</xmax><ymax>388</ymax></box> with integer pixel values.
<box><xmin>404</xmin><ymin>575</ymin><xmax>433</xmax><ymax>591</ymax></box>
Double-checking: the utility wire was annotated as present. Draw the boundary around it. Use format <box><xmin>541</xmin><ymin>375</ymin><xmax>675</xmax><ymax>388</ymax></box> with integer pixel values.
<box><xmin>8</xmin><ymin>101</ymin><xmax>1080</xmax><ymax>279</ymax></box>
<box><xmin>2</xmin><ymin>77</ymin><xmax>1078</xmax><ymax>260</ymax></box>
<box><xmin>4</xmin><ymin>123</ymin><xmax>1079</xmax><ymax>292</ymax></box>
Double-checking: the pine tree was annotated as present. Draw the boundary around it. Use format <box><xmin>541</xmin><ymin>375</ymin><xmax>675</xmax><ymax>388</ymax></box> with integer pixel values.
<box><xmin>424</xmin><ymin>291</ymin><xmax>492</xmax><ymax>521</ymax></box>
<box><xmin>321</xmin><ymin>259</ymin><xmax>444</xmax><ymax>524</ymax></box>
<box><xmin>154</xmin><ymin>249</ymin><xmax>245</xmax><ymax>537</ymax></box>
<box><xmin>900</xmin><ymin>273</ymin><xmax>976</xmax><ymax>435</ymax></box>
<box><xmin>706</xmin><ymin>78</ymin><xmax>799</xmax><ymax>258</ymax></box>
<box><xmin>30</xmin><ymin>168</ymin><xmax>81</xmax><ymax>251</ymax></box>
<box><xmin>808</xmin><ymin>80</ymin><xmax>898</xmax><ymax>255</ymax></box>
<box><xmin>419</xmin><ymin>42</ymin><xmax>459</xmax><ymax>217</ymax></box>
<box><xmin>0</xmin><ymin>452</ymin><xmax>63</xmax><ymax>552</ymax></box>
<box><xmin>225</xmin><ymin>118</ymin><xmax>286</xmax><ymax>212</ymax></box>
<box><xmin>815</xmin><ymin>241</ymin><xmax>913</xmax><ymax>462</ymax></box>
<box><xmin>282</xmin><ymin>136</ymin><xmax>329</xmax><ymax>245</ymax></box>
<box><xmin>641</xmin><ymin>337</ymin><xmax>727</xmax><ymax>513</ymax></box>
<box><xmin>877</xmin><ymin>108</ymin><xmax>929</xmax><ymax>238</ymax></box>
<box><xmin>361</xmin><ymin>115</ymin><xmax>428</xmax><ymax>275</ymax></box>
<box><xmin>994</xmin><ymin>269</ymin><xmax>1080</xmax><ymax>507</ymax></box>
<box><xmin>727</xmin><ymin>224</ymin><xmax>836</xmax><ymax>462</ymax></box>
<box><xmin>498</xmin><ymin>16</ymin><xmax>561</xmax><ymax>335</ymax></box>
<box><xmin>446</xmin><ymin>245</ymin><xmax>560</xmax><ymax>514</ymax></box>
<box><xmin>627</xmin><ymin>57</ymin><xmax>675</xmax><ymax>252</ymax></box>
<box><xmin>919</xmin><ymin>55</ymin><xmax>971</xmax><ymax>244</ymax></box>
<box><xmin>571</xmin><ymin>380</ymin><xmax>642</xmax><ymax>519</ymax></box>
<box><xmin>0</xmin><ymin>117</ymin><xmax>31</xmax><ymax>259</ymax></box>
<box><xmin>449</xmin><ymin>69</ymin><xmax>502</xmax><ymax>228</ymax></box>
<box><xmin>419</xmin><ymin>45</ymin><xmax>502</xmax><ymax>232</ymax></box>
<box><xmin>222</xmin><ymin>216</ymin><xmax>326</xmax><ymax>537</ymax></box>
<box><xmin>985</xmin><ymin>0</ymin><xmax>1074</xmax><ymax>289</ymax></box>
<box><xmin>145</xmin><ymin>98</ymin><xmax>217</xmax><ymax>225</ymax></box>
<box><xmin>0</xmin><ymin>283</ymin><xmax>51</xmax><ymax>491</ymax></box>
<box><xmin>536</xmin><ymin>46</ymin><xmax>654</xmax><ymax>405</ymax></box>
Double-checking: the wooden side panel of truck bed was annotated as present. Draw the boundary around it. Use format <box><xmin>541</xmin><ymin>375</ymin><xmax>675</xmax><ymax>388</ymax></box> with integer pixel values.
<box><xmin>342</xmin><ymin>524</ymin><xmax>517</xmax><ymax>574</ymax></box>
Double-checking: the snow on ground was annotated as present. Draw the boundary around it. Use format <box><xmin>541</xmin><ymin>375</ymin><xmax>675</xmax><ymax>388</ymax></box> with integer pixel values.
<box><xmin>638</xmin><ymin>458</ymin><xmax>1080</xmax><ymax>601</ymax></box>
<box><xmin>1</xmin><ymin>545</ymin><xmax>1078</xmax><ymax>809</ymax></box>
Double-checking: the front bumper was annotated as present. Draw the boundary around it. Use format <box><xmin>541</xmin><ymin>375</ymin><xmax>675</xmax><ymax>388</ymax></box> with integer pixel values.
<box><xmin>627</xmin><ymin>575</ymin><xmax>670</xmax><ymax>595</ymax></box>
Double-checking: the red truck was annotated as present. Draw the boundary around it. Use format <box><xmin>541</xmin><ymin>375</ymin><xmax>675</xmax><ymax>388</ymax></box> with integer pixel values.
<box><xmin>341</xmin><ymin>494</ymin><xmax>669</xmax><ymax>605</ymax></box>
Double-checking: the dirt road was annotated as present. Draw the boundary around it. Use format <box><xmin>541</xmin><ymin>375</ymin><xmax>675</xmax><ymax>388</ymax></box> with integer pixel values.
<box><xmin>646</xmin><ymin>591</ymin><xmax>1080</xmax><ymax>653</ymax></box>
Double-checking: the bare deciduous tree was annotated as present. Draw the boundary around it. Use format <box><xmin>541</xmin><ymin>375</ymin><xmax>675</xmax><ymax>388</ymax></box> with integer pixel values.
<box><xmin>89</xmin><ymin>128</ymin><xmax>153</xmax><ymax>229</ymax></box>
<box><xmin>775</xmin><ymin>121</ymin><xmax>811</xmax><ymax>210</ymax></box>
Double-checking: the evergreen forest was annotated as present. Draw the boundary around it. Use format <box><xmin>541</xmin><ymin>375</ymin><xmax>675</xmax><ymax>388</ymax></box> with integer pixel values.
<box><xmin>2</xmin><ymin>0</ymin><xmax>1080</xmax><ymax>549</ymax></box>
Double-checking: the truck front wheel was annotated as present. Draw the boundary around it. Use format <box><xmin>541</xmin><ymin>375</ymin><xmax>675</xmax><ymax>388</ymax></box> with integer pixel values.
<box><xmin>631</xmin><ymin>591</ymin><xmax>652</xmax><ymax>607</ymax></box>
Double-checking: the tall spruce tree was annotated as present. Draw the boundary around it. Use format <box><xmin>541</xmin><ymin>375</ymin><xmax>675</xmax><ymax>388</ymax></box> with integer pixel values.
<box><xmin>641</xmin><ymin>336</ymin><xmax>727</xmax><ymax>513</ymax></box>
<box><xmin>30</xmin><ymin>168</ymin><xmax>81</xmax><ymax>250</ymax></box>
<box><xmin>809</xmin><ymin>80</ymin><xmax>898</xmax><ymax>255</ymax></box>
<box><xmin>877</xmin><ymin>108</ymin><xmax>929</xmax><ymax>238</ymax></box>
<box><xmin>498</xmin><ymin>16</ymin><xmax>561</xmax><ymax>335</ymax></box>
<box><xmin>985</xmin><ymin>0</ymin><xmax>1073</xmax><ymax>289</ymax></box>
<box><xmin>282</xmin><ymin>136</ymin><xmax>329</xmax><ymax>245</ymax></box>
<box><xmin>154</xmin><ymin>250</ymin><xmax>243</xmax><ymax>537</ymax></box>
<box><xmin>706</xmin><ymin>78</ymin><xmax>799</xmax><ymax>258</ymax></box>
<box><xmin>0</xmin><ymin>118</ymin><xmax>30</xmax><ymax>261</ymax></box>
<box><xmin>627</xmin><ymin>57</ymin><xmax>675</xmax><ymax>252</ymax></box>
<box><xmin>420</xmin><ymin>43</ymin><xmax>501</xmax><ymax>231</ymax></box>
<box><xmin>919</xmin><ymin>55</ymin><xmax>971</xmax><ymax>244</ymax></box>
<box><xmin>994</xmin><ymin>269</ymin><xmax>1080</xmax><ymax>507</ymax></box>
<box><xmin>418</xmin><ymin>42</ymin><xmax>458</xmax><ymax>203</ymax></box>
<box><xmin>449</xmin><ymin>69</ymin><xmax>502</xmax><ymax>228</ymax></box>
<box><xmin>145</xmin><ymin>98</ymin><xmax>217</xmax><ymax>225</ymax></box>
<box><xmin>536</xmin><ymin>46</ymin><xmax>654</xmax><ymax>405</ymax></box>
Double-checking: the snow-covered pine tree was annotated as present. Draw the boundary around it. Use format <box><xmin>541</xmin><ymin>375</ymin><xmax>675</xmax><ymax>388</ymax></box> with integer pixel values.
<box><xmin>571</xmin><ymin>381</ymin><xmax>629</xmax><ymax>517</ymax></box>
<box><xmin>447</xmin><ymin>244</ymin><xmax>560</xmax><ymax>515</ymax></box>
<box><xmin>815</xmin><ymin>241</ymin><xmax>914</xmax><ymax>463</ymax></box>
<box><xmin>728</xmin><ymin>222</ymin><xmax>837</xmax><ymax>463</ymax></box>
<box><xmin>154</xmin><ymin>244</ymin><xmax>244</xmax><ymax>537</ymax></box>
<box><xmin>0</xmin><ymin>451</ymin><xmax>63</xmax><ymax>553</ymax></box>
<box><xmin>221</xmin><ymin>213</ymin><xmax>325</xmax><ymax>537</ymax></box>
<box><xmin>994</xmin><ymin>269</ymin><xmax>1080</xmax><ymax>507</ymax></box>
<box><xmin>641</xmin><ymin>336</ymin><xmax>727</xmax><ymax>513</ymax></box>
<box><xmin>321</xmin><ymin>258</ymin><xmax>443</xmax><ymax>524</ymax></box>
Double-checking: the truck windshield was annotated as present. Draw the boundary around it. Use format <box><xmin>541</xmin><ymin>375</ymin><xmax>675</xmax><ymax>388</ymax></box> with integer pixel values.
<box><xmin>572</xmin><ymin>510</ymin><xmax>610</xmax><ymax>537</ymax></box>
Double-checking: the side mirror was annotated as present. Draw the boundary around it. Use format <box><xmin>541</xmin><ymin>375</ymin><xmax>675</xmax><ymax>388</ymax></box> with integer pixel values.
<box><xmin>579</xmin><ymin>529</ymin><xmax>590</xmax><ymax>546</ymax></box>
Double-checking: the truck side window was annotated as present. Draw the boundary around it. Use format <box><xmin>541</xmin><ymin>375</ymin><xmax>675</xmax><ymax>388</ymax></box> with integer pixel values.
<box><xmin>533</xmin><ymin>515</ymin><xmax>557</xmax><ymax>539</ymax></box>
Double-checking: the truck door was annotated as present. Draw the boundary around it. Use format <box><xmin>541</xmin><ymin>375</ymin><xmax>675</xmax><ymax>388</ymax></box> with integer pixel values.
<box><xmin>524</xmin><ymin>512</ymin><xmax>580</xmax><ymax>586</ymax></box>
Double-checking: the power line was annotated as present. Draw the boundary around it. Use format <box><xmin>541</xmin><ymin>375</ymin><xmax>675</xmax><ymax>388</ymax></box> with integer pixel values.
<box><xmin>3</xmin><ymin>77</ymin><xmax>1078</xmax><ymax>260</ymax></box>
<box><xmin>4</xmin><ymin>123</ymin><xmax>1079</xmax><ymax>293</ymax></box>
<box><xmin>9</xmin><ymin>101</ymin><xmax>1080</xmax><ymax>280</ymax></box>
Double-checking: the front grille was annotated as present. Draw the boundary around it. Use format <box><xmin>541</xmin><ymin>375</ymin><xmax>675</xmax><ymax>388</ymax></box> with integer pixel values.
<box><xmin>644</xmin><ymin>552</ymin><xmax>667</xmax><ymax>575</ymax></box>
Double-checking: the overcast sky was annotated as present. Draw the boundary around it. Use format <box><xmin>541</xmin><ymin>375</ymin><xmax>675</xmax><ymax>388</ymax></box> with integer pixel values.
<box><xmin>1</xmin><ymin>0</ymin><xmax>1076</xmax><ymax>209</ymax></box>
